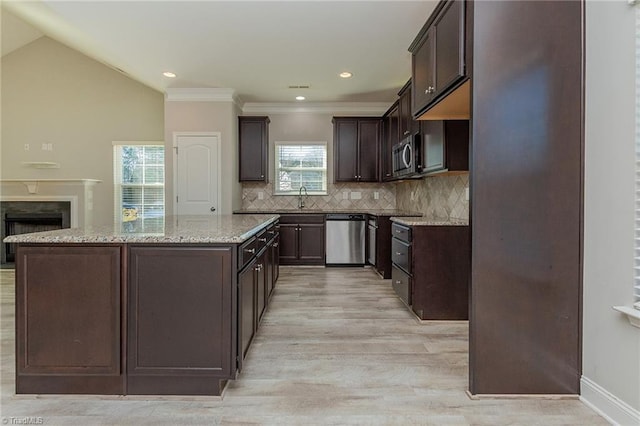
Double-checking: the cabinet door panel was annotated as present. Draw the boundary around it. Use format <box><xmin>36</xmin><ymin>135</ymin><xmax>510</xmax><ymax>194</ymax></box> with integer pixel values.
<box><xmin>238</xmin><ymin>260</ymin><xmax>256</xmax><ymax>363</ymax></box>
<box><xmin>256</xmin><ymin>250</ymin><xmax>267</xmax><ymax>323</ymax></box>
<box><xmin>412</xmin><ymin>28</ymin><xmax>436</xmax><ymax>114</ymax></box>
<box><xmin>298</xmin><ymin>224</ymin><xmax>325</xmax><ymax>262</ymax></box>
<box><xmin>422</xmin><ymin>120</ymin><xmax>445</xmax><ymax>172</ymax></box>
<box><xmin>435</xmin><ymin>0</ymin><xmax>465</xmax><ymax>93</ymax></box>
<box><xmin>239</xmin><ymin>117</ymin><xmax>268</xmax><ymax>182</ymax></box>
<box><xmin>382</xmin><ymin>105</ymin><xmax>399</xmax><ymax>181</ymax></box>
<box><xmin>15</xmin><ymin>245</ymin><xmax>124</xmax><ymax>394</ymax></box>
<box><xmin>128</xmin><ymin>247</ymin><xmax>232</xmax><ymax>375</ymax></box>
<box><xmin>278</xmin><ymin>224</ymin><xmax>298</xmax><ymax>263</ymax></box>
<box><xmin>358</xmin><ymin>120</ymin><xmax>380</xmax><ymax>182</ymax></box>
<box><xmin>334</xmin><ymin>119</ymin><xmax>359</xmax><ymax>182</ymax></box>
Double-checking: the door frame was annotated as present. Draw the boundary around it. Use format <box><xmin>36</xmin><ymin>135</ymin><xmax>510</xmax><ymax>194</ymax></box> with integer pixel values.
<box><xmin>172</xmin><ymin>131</ymin><xmax>222</xmax><ymax>216</ymax></box>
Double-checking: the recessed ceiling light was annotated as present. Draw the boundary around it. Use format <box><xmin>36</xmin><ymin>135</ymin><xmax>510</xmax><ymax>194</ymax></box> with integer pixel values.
<box><xmin>296</xmin><ymin>96</ymin><xmax>306</xmax><ymax>101</ymax></box>
<box><xmin>163</xmin><ymin>72</ymin><xmax>176</xmax><ymax>78</ymax></box>
<box><xmin>339</xmin><ymin>71</ymin><xmax>353</xmax><ymax>79</ymax></box>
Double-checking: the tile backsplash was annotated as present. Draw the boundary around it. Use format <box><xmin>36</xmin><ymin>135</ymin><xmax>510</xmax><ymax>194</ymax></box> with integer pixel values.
<box><xmin>242</xmin><ymin>182</ymin><xmax>396</xmax><ymax>210</ymax></box>
<box><xmin>242</xmin><ymin>173</ymin><xmax>469</xmax><ymax>219</ymax></box>
<box><xmin>395</xmin><ymin>173</ymin><xmax>469</xmax><ymax>221</ymax></box>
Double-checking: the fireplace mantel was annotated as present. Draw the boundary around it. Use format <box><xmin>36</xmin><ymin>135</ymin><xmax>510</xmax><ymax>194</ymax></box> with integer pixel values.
<box><xmin>0</xmin><ymin>179</ymin><xmax>101</xmax><ymax>194</ymax></box>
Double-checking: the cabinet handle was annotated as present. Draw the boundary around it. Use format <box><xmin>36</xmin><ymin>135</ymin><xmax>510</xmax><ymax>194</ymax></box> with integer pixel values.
<box><xmin>258</xmin><ymin>237</ymin><xmax>267</xmax><ymax>242</ymax></box>
<box><xmin>255</xmin><ymin>264</ymin><xmax>263</xmax><ymax>271</ymax></box>
<box><xmin>245</xmin><ymin>248</ymin><xmax>255</xmax><ymax>254</ymax></box>
<box><xmin>274</xmin><ymin>243</ymin><xmax>279</xmax><ymax>247</ymax></box>
<box><xmin>386</xmin><ymin>173</ymin><xmax>391</xmax><ymax>177</ymax></box>
<box><xmin>395</xmin><ymin>230</ymin><xmax>402</xmax><ymax>233</ymax></box>
<box><xmin>395</xmin><ymin>252</ymin><xmax>403</xmax><ymax>256</ymax></box>
<box><xmin>395</xmin><ymin>280</ymin><xmax>401</xmax><ymax>284</ymax></box>
<box><xmin>261</xmin><ymin>175</ymin><xmax>264</xmax><ymax>178</ymax></box>
<box><xmin>404</xmin><ymin>131</ymin><xmax>410</xmax><ymax>135</ymax></box>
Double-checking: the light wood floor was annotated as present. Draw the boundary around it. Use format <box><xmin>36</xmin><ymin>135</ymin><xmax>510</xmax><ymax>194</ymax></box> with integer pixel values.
<box><xmin>1</xmin><ymin>267</ymin><xmax>605</xmax><ymax>425</ymax></box>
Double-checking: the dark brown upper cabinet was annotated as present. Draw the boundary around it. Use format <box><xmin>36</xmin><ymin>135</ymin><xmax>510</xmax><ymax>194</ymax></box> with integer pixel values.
<box><xmin>239</xmin><ymin>116</ymin><xmax>269</xmax><ymax>182</ymax></box>
<box><xmin>398</xmin><ymin>81</ymin><xmax>418</xmax><ymax>138</ymax></box>
<box><xmin>410</xmin><ymin>0</ymin><xmax>468</xmax><ymax>120</ymax></box>
<box><xmin>381</xmin><ymin>103</ymin><xmax>399</xmax><ymax>181</ymax></box>
<box><xmin>333</xmin><ymin>117</ymin><xmax>381</xmax><ymax>182</ymax></box>
<box><xmin>419</xmin><ymin>119</ymin><xmax>469</xmax><ymax>175</ymax></box>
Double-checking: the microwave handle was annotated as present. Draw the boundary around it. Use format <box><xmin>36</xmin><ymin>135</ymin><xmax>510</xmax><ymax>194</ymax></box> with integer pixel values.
<box><xmin>402</xmin><ymin>143</ymin><xmax>412</xmax><ymax>169</ymax></box>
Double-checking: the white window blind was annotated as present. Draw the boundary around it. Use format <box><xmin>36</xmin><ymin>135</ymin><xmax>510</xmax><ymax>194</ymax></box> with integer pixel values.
<box><xmin>635</xmin><ymin>5</ymin><xmax>640</xmax><ymax>305</ymax></box>
<box><xmin>274</xmin><ymin>142</ymin><xmax>327</xmax><ymax>195</ymax></box>
<box><xmin>113</xmin><ymin>143</ymin><xmax>165</xmax><ymax>227</ymax></box>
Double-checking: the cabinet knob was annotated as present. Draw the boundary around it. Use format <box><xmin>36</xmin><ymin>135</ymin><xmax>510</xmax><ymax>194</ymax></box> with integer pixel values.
<box><xmin>245</xmin><ymin>248</ymin><xmax>255</xmax><ymax>254</ymax></box>
<box><xmin>210</xmin><ymin>207</ymin><xmax>216</xmax><ymax>212</ymax></box>
<box><xmin>261</xmin><ymin>175</ymin><xmax>264</xmax><ymax>178</ymax></box>
<box><xmin>386</xmin><ymin>173</ymin><xmax>391</xmax><ymax>177</ymax></box>
<box><xmin>274</xmin><ymin>243</ymin><xmax>279</xmax><ymax>247</ymax></box>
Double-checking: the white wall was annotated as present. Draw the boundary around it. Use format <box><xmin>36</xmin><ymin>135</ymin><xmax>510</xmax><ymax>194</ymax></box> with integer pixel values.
<box><xmin>164</xmin><ymin>100</ymin><xmax>241</xmax><ymax>215</ymax></box>
<box><xmin>583</xmin><ymin>2</ymin><xmax>640</xmax><ymax>424</ymax></box>
<box><xmin>1</xmin><ymin>36</ymin><xmax>164</xmax><ymax>225</ymax></box>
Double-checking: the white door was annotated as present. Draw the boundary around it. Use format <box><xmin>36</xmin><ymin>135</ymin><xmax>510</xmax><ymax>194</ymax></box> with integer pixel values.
<box><xmin>174</xmin><ymin>133</ymin><xmax>220</xmax><ymax>215</ymax></box>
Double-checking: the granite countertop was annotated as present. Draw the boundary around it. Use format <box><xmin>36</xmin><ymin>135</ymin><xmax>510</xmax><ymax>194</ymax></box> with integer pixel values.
<box><xmin>390</xmin><ymin>216</ymin><xmax>469</xmax><ymax>226</ymax></box>
<box><xmin>3</xmin><ymin>214</ymin><xmax>279</xmax><ymax>244</ymax></box>
<box><xmin>234</xmin><ymin>209</ymin><xmax>422</xmax><ymax>217</ymax></box>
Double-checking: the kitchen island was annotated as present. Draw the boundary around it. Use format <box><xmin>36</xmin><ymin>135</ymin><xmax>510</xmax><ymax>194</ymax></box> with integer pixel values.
<box><xmin>4</xmin><ymin>214</ymin><xmax>279</xmax><ymax>396</ymax></box>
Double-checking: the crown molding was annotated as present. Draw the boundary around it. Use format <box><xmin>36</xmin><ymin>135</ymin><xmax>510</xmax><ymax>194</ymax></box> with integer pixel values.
<box><xmin>165</xmin><ymin>88</ymin><xmax>241</xmax><ymax>104</ymax></box>
<box><xmin>241</xmin><ymin>102</ymin><xmax>390</xmax><ymax>115</ymax></box>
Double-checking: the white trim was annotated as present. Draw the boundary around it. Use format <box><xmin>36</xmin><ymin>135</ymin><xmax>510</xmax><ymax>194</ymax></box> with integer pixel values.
<box><xmin>165</xmin><ymin>88</ymin><xmax>240</xmax><ymax>105</ymax></box>
<box><xmin>0</xmin><ymin>196</ymin><xmax>79</xmax><ymax>228</ymax></box>
<box><xmin>580</xmin><ymin>376</ymin><xmax>640</xmax><ymax>426</ymax></box>
<box><xmin>172</xmin><ymin>131</ymin><xmax>222</xmax><ymax>216</ymax></box>
<box><xmin>112</xmin><ymin>140</ymin><xmax>164</xmax><ymax>146</ymax></box>
<box><xmin>242</xmin><ymin>102</ymin><xmax>390</xmax><ymax>115</ymax></box>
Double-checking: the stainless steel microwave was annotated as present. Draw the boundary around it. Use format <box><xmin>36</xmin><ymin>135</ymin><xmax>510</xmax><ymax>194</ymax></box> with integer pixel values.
<box><xmin>392</xmin><ymin>134</ymin><xmax>420</xmax><ymax>178</ymax></box>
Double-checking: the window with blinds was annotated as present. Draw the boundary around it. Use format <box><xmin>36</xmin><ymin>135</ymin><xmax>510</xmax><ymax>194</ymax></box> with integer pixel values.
<box><xmin>274</xmin><ymin>142</ymin><xmax>327</xmax><ymax>195</ymax></box>
<box><xmin>113</xmin><ymin>144</ymin><xmax>165</xmax><ymax>227</ymax></box>
<box><xmin>633</xmin><ymin>6</ymin><xmax>640</xmax><ymax>309</ymax></box>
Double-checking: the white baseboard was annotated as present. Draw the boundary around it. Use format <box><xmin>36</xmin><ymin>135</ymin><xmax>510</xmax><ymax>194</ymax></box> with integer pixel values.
<box><xmin>580</xmin><ymin>376</ymin><xmax>640</xmax><ymax>425</ymax></box>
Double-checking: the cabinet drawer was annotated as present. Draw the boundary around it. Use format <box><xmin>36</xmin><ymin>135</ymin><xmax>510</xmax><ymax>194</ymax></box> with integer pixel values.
<box><xmin>254</xmin><ymin>229</ymin><xmax>269</xmax><ymax>252</ymax></box>
<box><xmin>279</xmin><ymin>214</ymin><xmax>324</xmax><ymax>224</ymax></box>
<box><xmin>239</xmin><ymin>236</ymin><xmax>258</xmax><ymax>270</ymax></box>
<box><xmin>392</xmin><ymin>223</ymin><xmax>412</xmax><ymax>243</ymax></box>
<box><xmin>392</xmin><ymin>265</ymin><xmax>412</xmax><ymax>306</ymax></box>
<box><xmin>391</xmin><ymin>237</ymin><xmax>412</xmax><ymax>274</ymax></box>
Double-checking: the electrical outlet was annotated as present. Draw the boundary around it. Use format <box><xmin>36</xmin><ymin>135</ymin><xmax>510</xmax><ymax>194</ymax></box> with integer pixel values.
<box><xmin>343</xmin><ymin>191</ymin><xmax>349</xmax><ymax>200</ymax></box>
<box><xmin>410</xmin><ymin>191</ymin><xmax>415</xmax><ymax>201</ymax></box>
<box><xmin>258</xmin><ymin>192</ymin><xmax>264</xmax><ymax>200</ymax></box>
<box><xmin>47</xmin><ymin>143</ymin><xmax>53</xmax><ymax>151</ymax></box>
<box><xmin>374</xmin><ymin>191</ymin><xmax>379</xmax><ymax>200</ymax></box>
<box><xmin>465</xmin><ymin>187</ymin><xmax>470</xmax><ymax>201</ymax></box>
<box><xmin>24</xmin><ymin>144</ymin><xmax>30</xmax><ymax>151</ymax></box>
<box><xmin>350</xmin><ymin>191</ymin><xmax>361</xmax><ymax>200</ymax></box>
<box><xmin>41</xmin><ymin>143</ymin><xmax>48</xmax><ymax>151</ymax></box>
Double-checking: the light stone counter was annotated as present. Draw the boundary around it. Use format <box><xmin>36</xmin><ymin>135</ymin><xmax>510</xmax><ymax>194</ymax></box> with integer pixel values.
<box><xmin>235</xmin><ymin>209</ymin><xmax>422</xmax><ymax>217</ymax></box>
<box><xmin>3</xmin><ymin>214</ymin><xmax>279</xmax><ymax>244</ymax></box>
<box><xmin>390</xmin><ymin>216</ymin><xmax>469</xmax><ymax>227</ymax></box>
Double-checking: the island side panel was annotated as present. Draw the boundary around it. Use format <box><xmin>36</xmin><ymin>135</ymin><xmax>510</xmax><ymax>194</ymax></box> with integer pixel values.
<box><xmin>15</xmin><ymin>244</ymin><xmax>124</xmax><ymax>394</ymax></box>
<box><xmin>127</xmin><ymin>245</ymin><xmax>234</xmax><ymax>396</ymax></box>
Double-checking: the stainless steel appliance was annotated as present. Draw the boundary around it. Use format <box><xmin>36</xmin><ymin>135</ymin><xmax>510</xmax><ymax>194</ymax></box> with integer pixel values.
<box><xmin>367</xmin><ymin>217</ymin><xmax>377</xmax><ymax>266</ymax></box>
<box><xmin>325</xmin><ymin>214</ymin><xmax>366</xmax><ymax>265</ymax></box>
<box><xmin>392</xmin><ymin>134</ymin><xmax>421</xmax><ymax>178</ymax></box>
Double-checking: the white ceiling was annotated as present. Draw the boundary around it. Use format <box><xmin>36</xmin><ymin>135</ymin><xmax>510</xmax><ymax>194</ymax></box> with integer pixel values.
<box><xmin>2</xmin><ymin>1</ymin><xmax>437</xmax><ymax>104</ymax></box>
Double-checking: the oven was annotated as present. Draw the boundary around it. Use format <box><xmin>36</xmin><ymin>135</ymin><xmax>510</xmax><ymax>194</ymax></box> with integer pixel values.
<box><xmin>392</xmin><ymin>134</ymin><xmax>419</xmax><ymax>178</ymax></box>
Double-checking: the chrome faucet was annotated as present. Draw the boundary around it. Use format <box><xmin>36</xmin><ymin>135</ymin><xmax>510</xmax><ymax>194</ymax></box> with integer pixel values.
<box><xmin>298</xmin><ymin>186</ymin><xmax>308</xmax><ymax>209</ymax></box>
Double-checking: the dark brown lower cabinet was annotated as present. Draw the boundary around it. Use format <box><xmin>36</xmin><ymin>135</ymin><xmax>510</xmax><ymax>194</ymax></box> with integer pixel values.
<box><xmin>238</xmin><ymin>257</ymin><xmax>257</xmax><ymax>370</ymax></box>
<box><xmin>127</xmin><ymin>246</ymin><xmax>233</xmax><ymax>396</ymax></box>
<box><xmin>411</xmin><ymin>226</ymin><xmax>470</xmax><ymax>320</ymax></box>
<box><xmin>278</xmin><ymin>215</ymin><xmax>325</xmax><ymax>265</ymax></box>
<box><xmin>15</xmin><ymin>245</ymin><xmax>124</xmax><ymax>394</ymax></box>
<box><xmin>374</xmin><ymin>216</ymin><xmax>392</xmax><ymax>279</ymax></box>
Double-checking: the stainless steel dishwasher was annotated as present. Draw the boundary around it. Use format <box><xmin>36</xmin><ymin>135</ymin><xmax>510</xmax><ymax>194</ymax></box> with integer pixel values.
<box><xmin>325</xmin><ymin>214</ymin><xmax>366</xmax><ymax>265</ymax></box>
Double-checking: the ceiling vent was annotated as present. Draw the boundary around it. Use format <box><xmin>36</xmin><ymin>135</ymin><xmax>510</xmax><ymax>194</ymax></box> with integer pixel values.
<box><xmin>288</xmin><ymin>85</ymin><xmax>310</xmax><ymax>89</ymax></box>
